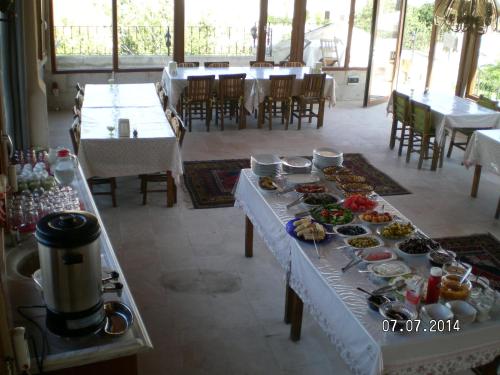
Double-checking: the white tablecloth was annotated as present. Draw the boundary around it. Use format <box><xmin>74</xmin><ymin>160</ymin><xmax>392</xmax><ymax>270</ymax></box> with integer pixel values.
<box><xmin>162</xmin><ymin>66</ymin><xmax>336</xmax><ymax>114</ymax></box>
<box><xmin>464</xmin><ymin>129</ymin><xmax>500</xmax><ymax>174</ymax></box>
<box><xmin>387</xmin><ymin>91</ymin><xmax>500</xmax><ymax>144</ymax></box>
<box><xmin>78</xmin><ymin>85</ymin><xmax>183</xmax><ymax>179</ymax></box>
<box><xmin>234</xmin><ymin>168</ymin><xmax>500</xmax><ymax>375</ymax></box>
<box><xmin>82</xmin><ymin>83</ymin><xmax>162</xmax><ymax>108</ymax></box>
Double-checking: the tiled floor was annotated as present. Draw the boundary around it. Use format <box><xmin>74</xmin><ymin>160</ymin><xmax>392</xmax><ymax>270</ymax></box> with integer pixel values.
<box><xmin>48</xmin><ymin>101</ymin><xmax>496</xmax><ymax>374</ymax></box>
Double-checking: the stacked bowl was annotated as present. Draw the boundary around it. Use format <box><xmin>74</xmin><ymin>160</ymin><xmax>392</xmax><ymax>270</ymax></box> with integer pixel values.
<box><xmin>313</xmin><ymin>148</ymin><xmax>343</xmax><ymax>169</ymax></box>
<box><xmin>281</xmin><ymin>157</ymin><xmax>312</xmax><ymax>174</ymax></box>
<box><xmin>251</xmin><ymin>154</ymin><xmax>281</xmax><ymax>177</ymax></box>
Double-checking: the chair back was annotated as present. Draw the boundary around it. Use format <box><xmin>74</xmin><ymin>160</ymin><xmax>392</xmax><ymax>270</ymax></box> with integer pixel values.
<box><xmin>69</xmin><ymin>117</ymin><xmax>81</xmax><ymax>154</ymax></box>
<box><xmin>75</xmin><ymin>82</ymin><xmax>85</xmax><ymax>94</ymax></box>
<box><xmin>72</xmin><ymin>105</ymin><xmax>81</xmax><ymax>120</ymax></box>
<box><xmin>301</xmin><ymin>73</ymin><xmax>326</xmax><ymax>99</ymax></box>
<box><xmin>280</xmin><ymin>61</ymin><xmax>305</xmax><ymax>67</ymax></box>
<box><xmin>75</xmin><ymin>91</ymin><xmax>84</xmax><ymax>109</ymax></box>
<box><xmin>178</xmin><ymin>62</ymin><xmax>200</xmax><ymax>68</ymax></box>
<box><xmin>204</xmin><ymin>61</ymin><xmax>229</xmax><ymax>68</ymax></box>
<box><xmin>269</xmin><ymin>75</ymin><xmax>295</xmax><ymax>100</ymax></box>
<box><xmin>410</xmin><ymin>100</ymin><xmax>432</xmax><ymax>134</ymax></box>
<box><xmin>250</xmin><ymin>61</ymin><xmax>274</xmax><ymax>67</ymax></box>
<box><xmin>392</xmin><ymin>90</ymin><xmax>410</xmax><ymax>124</ymax></box>
<box><xmin>218</xmin><ymin>74</ymin><xmax>246</xmax><ymax>100</ymax></box>
<box><xmin>157</xmin><ymin>86</ymin><xmax>168</xmax><ymax>110</ymax></box>
<box><xmin>186</xmin><ymin>75</ymin><xmax>215</xmax><ymax>101</ymax></box>
<box><xmin>478</xmin><ymin>95</ymin><xmax>499</xmax><ymax>111</ymax></box>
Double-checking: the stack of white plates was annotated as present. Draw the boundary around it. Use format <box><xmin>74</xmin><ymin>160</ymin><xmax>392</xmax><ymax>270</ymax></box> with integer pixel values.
<box><xmin>281</xmin><ymin>156</ymin><xmax>312</xmax><ymax>174</ymax></box>
<box><xmin>313</xmin><ymin>148</ymin><xmax>343</xmax><ymax>169</ymax></box>
<box><xmin>251</xmin><ymin>154</ymin><xmax>281</xmax><ymax>177</ymax></box>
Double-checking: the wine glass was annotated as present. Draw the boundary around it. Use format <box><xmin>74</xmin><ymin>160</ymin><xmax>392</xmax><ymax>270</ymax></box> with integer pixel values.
<box><xmin>106</xmin><ymin>125</ymin><xmax>115</xmax><ymax>136</ymax></box>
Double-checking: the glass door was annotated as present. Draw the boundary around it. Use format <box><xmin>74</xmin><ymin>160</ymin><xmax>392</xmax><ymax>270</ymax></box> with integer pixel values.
<box><xmin>364</xmin><ymin>0</ymin><xmax>405</xmax><ymax>106</ymax></box>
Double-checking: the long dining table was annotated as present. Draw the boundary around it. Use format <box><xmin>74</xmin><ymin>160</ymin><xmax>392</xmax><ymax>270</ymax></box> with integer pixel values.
<box><xmin>78</xmin><ymin>83</ymin><xmax>183</xmax><ymax>206</ymax></box>
<box><xmin>161</xmin><ymin>66</ymin><xmax>336</xmax><ymax>118</ymax></box>
<box><xmin>234</xmin><ymin>167</ymin><xmax>500</xmax><ymax>375</ymax></box>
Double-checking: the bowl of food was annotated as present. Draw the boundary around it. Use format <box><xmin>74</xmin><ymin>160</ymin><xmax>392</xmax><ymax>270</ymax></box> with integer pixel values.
<box><xmin>358</xmin><ymin>248</ymin><xmax>396</xmax><ymax>263</ymax></box>
<box><xmin>258</xmin><ymin>176</ymin><xmax>277</xmax><ymax>191</ymax></box>
<box><xmin>340</xmin><ymin>182</ymin><xmax>374</xmax><ymax>195</ymax></box>
<box><xmin>367</xmin><ymin>294</ymin><xmax>394</xmax><ymax>312</ymax></box>
<box><xmin>322</xmin><ymin>166</ymin><xmax>352</xmax><ymax>181</ymax></box>
<box><xmin>342</xmin><ymin>194</ymin><xmax>377</xmax><ymax>213</ymax></box>
<box><xmin>295</xmin><ymin>183</ymin><xmax>327</xmax><ymax>194</ymax></box>
<box><xmin>359</xmin><ymin>210</ymin><xmax>393</xmax><ymax>225</ymax></box>
<box><xmin>379</xmin><ymin>301</ymin><xmax>418</xmax><ymax>332</ymax></box>
<box><xmin>302</xmin><ymin>193</ymin><xmax>341</xmax><ymax>209</ymax></box>
<box><xmin>310</xmin><ymin>204</ymin><xmax>354</xmax><ymax>227</ymax></box>
<box><xmin>345</xmin><ymin>235</ymin><xmax>382</xmax><ymax>249</ymax></box>
<box><xmin>335</xmin><ymin>175</ymin><xmax>366</xmax><ymax>184</ymax></box>
<box><xmin>334</xmin><ymin>224</ymin><xmax>371</xmax><ymax>237</ymax></box>
<box><xmin>378</xmin><ymin>221</ymin><xmax>415</xmax><ymax>241</ymax></box>
<box><xmin>396</xmin><ymin>238</ymin><xmax>440</xmax><ymax>260</ymax></box>
<box><xmin>427</xmin><ymin>249</ymin><xmax>456</xmax><ymax>267</ymax></box>
<box><xmin>440</xmin><ymin>274</ymin><xmax>472</xmax><ymax>301</ymax></box>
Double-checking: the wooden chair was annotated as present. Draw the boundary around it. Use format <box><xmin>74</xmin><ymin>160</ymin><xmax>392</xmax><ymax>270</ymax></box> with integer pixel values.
<box><xmin>320</xmin><ymin>38</ymin><xmax>340</xmax><ymax>67</ymax></box>
<box><xmin>406</xmin><ymin>101</ymin><xmax>442</xmax><ymax>170</ymax></box>
<box><xmin>280</xmin><ymin>61</ymin><xmax>305</xmax><ymax>67</ymax></box>
<box><xmin>216</xmin><ymin>73</ymin><xmax>246</xmax><ymax>130</ymax></box>
<box><xmin>69</xmin><ymin>118</ymin><xmax>117</xmax><ymax>207</ymax></box>
<box><xmin>178</xmin><ymin>62</ymin><xmax>200</xmax><ymax>68</ymax></box>
<box><xmin>184</xmin><ymin>75</ymin><xmax>215</xmax><ymax>132</ymax></box>
<box><xmin>290</xmin><ymin>73</ymin><xmax>326</xmax><ymax>129</ymax></box>
<box><xmin>390</xmin><ymin>90</ymin><xmax>411</xmax><ymax>156</ymax></box>
<box><xmin>74</xmin><ymin>91</ymin><xmax>84</xmax><ymax>110</ymax></box>
<box><xmin>204</xmin><ymin>61</ymin><xmax>229</xmax><ymax>68</ymax></box>
<box><xmin>447</xmin><ymin>95</ymin><xmax>499</xmax><ymax>158</ymax></box>
<box><xmin>250</xmin><ymin>61</ymin><xmax>274</xmax><ymax>67</ymax></box>
<box><xmin>72</xmin><ymin>106</ymin><xmax>81</xmax><ymax>120</ymax></box>
<box><xmin>140</xmin><ymin>109</ymin><xmax>187</xmax><ymax>205</ymax></box>
<box><xmin>260</xmin><ymin>75</ymin><xmax>295</xmax><ymax>130</ymax></box>
<box><xmin>75</xmin><ymin>82</ymin><xmax>85</xmax><ymax>95</ymax></box>
<box><xmin>156</xmin><ymin>85</ymin><xmax>169</xmax><ymax>111</ymax></box>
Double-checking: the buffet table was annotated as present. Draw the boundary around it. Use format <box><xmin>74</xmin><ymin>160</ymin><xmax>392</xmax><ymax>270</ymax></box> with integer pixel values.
<box><xmin>78</xmin><ymin>83</ymin><xmax>183</xmax><ymax>206</ymax></box>
<box><xmin>464</xmin><ymin>129</ymin><xmax>500</xmax><ymax>198</ymax></box>
<box><xmin>387</xmin><ymin>91</ymin><xmax>500</xmax><ymax>145</ymax></box>
<box><xmin>234</xmin><ymin>168</ymin><xmax>500</xmax><ymax>375</ymax></box>
<box><xmin>5</xmin><ymin>164</ymin><xmax>152</xmax><ymax>373</ymax></box>
<box><xmin>161</xmin><ymin>66</ymin><xmax>336</xmax><ymax>115</ymax></box>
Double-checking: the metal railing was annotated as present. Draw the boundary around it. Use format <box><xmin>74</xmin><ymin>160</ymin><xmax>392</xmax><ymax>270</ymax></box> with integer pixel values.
<box><xmin>54</xmin><ymin>25</ymin><xmax>274</xmax><ymax>57</ymax></box>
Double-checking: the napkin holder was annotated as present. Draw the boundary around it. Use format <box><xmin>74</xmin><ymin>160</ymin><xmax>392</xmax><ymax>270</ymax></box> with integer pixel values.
<box><xmin>168</xmin><ymin>61</ymin><xmax>178</xmax><ymax>76</ymax></box>
<box><xmin>118</xmin><ymin>118</ymin><xmax>130</xmax><ymax>138</ymax></box>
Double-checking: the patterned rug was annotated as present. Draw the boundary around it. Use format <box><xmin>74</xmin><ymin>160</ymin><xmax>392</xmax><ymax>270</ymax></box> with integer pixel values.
<box><xmin>434</xmin><ymin>233</ymin><xmax>500</xmax><ymax>291</ymax></box>
<box><xmin>183</xmin><ymin>154</ymin><xmax>410</xmax><ymax>209</ymax></box>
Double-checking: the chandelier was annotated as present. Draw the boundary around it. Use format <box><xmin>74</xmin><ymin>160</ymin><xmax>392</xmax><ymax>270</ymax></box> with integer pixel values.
<box><xmin>434</xmin><ymin>0</ymin><xmax>499</xmax><ymax>34</ymax></box>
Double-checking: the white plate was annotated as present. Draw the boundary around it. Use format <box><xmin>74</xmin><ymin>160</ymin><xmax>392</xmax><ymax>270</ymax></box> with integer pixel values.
<box><xmin>285</xmin><ymin>174</ymin><xmax>321</xmax><ymax>184</ymax></box>
<box><xmin>251</xmin><ymin>154</ymin><xmax>281</xmax><ymax>165</ymax></box>
<box><xmin>344</xmin><ymin>235</ymin><xmax>383</xmax><ymax>249</ymax></box>
<box><xmin>313</xmin><ymin>147</ymin><xmax>343</xmax><ymax>159</ymax></box>
<box><xmin>282</xmin><ymin>157</ymin><xmax>312</xmax><ymax>168</ymax></box>
<box><xmin>368</xmin><ymin>261</ymin><xmax>411</xmax><ymax>278</ymax></box>
<box><xmin>358</xmin><ymin>248</ymin><xmax>397</xmax><ymax>263</ymax></box>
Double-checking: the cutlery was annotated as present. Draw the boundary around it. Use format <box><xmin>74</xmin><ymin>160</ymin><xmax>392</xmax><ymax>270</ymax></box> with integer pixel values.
<box><xmin>294</xmin><ymin>210</ymin><xmax>310</xmax><ymax>218</ymax></box>
<box><xmin>371</xmin><ymin>280</ymin><xmax>406</xmax><ymax>295</ymax></box>
<box><xmin>342</xmin><ymin>258</ymin><xmax>362</xmax><ymax>272</ymax></box>
<box><xmin>312</xmin><ymin>237</ymin><xmax>321</xmax><ymax>259</ymax></box>
<box><xmin>271</xmin><ymin>181</ymin><xmax>284</xmax><ymax>193</ymax></box>
<box><xmin>357</xmin><ymin>287</ymin><xmax>376</xmax><ymax>297</ymax></box>
<box><xmin>286</xmin><ymin>195</ymin><xmax>304</xmax><ymax>209</ymax></box>
<box><xmin>460</xmin><ymin>265</ymin><xmax>472</xmax><ymax>284</ymax></box>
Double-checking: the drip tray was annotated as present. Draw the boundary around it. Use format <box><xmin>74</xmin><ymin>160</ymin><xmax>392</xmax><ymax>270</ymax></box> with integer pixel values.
<box><xmin>103</xmin><ymin>301</ymin><xmax>134</xmax><ymax>336</ymax></box>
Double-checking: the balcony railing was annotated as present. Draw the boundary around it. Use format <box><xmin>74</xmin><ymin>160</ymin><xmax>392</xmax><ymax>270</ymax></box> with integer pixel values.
<box><xmin>54</xmin><ymin>25</ymin><xmax>274</xmax><ymax>57</ymax></box>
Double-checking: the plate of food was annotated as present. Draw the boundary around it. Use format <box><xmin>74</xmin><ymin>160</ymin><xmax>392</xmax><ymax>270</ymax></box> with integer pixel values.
<box><xmin>340</xmin><ymin>182</ymin><xmax>374</xmax><ymax>194</ymax></box>
<box><xmin>358</xmin><ymin>210</ymin><xmax>394</xmax><ymax>225</ymax></box>
<box><xmin>378</xmin><ymin>221</ymin><xmax>415</xmax><ymax>241</ymax></box>
<box><xmin>295</xmin><ymin>183</ymin><xmax>327</xmax><ymax>194</ymax></box>
<box><xmin>310</xmin><ymin>204</ymin><xmax>354</xmax><ymax>226</ymax></box>
<box><xmin>334</xmin><ymin>224</ymin><xmax>371</xmax><ymax>237</ymax></box>
<box><xmin>322</xmin><ymin>166</ymin><xmax>352</xmax><ymax>176</ymax></box>
<box><xmin>343</xmin><ymin>194</ymin><xmax>377</xmax><ymax>213</ymax></box>
<box><xmin>367</xmin><ymin>261</ymin><xmax>412</xmax><ymax>278</ymax></box>
<box><xmin>358</xmin><ymin>248</ymin><xmax>397</xmax><ymax>263</ymax></box>
<box><xmin>388</xmin><ymin>274</ymin><xmax>425</xmax><ymax>296</ymax></box>
<box><xmin>258</xmin><ymin>176</ymin><xmax>277</xmax><ymax>191</ymax></box>
<box><xmin>286</xmin><ymin>218</ymin><xmax>332</xmax><ymax>243</ymax></box>
<box><xmin>302</xmin><ymin>193</ymin><xmax>341</xmax><ymax>209</ymax></box>
<box><xmin>335</xmin><ymin>175</ymin><xmax>366</xmax><ymax>184</ymax></box>
<box><xmin>344</xmin><ymin>235</ymin><xmax>383</xmax><ymax>249</ymax></box>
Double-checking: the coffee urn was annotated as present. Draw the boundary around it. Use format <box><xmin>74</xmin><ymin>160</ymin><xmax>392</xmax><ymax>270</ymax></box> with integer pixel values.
<box><xmin>35</xmin><ymin>211</ymin><xmax>106</xmax><ymax>337</ymax></box>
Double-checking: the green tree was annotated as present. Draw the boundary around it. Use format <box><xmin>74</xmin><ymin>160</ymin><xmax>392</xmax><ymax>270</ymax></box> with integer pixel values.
<box><xmin>476</xmin><ymin>63</ymin><xmax>500</xmax><ymax>99</ymax></box>
<box><xmin>402</xmin><ymin>4</ymin><xmax>434</xmax><ymax>51</ymax></box>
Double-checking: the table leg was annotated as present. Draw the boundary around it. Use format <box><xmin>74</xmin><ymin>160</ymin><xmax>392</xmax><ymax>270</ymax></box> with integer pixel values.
<box><xmin>284</xmin><ymin>282</ymin><xmax>293</xmax><ymax>324</ymax></box>
<box><xmin>290</xmin><ymin>287</ymin><xmax>303</xmax><ymax>342</ymax></box>
<box><xmin>245</xmin><ymin>216</ymin><xmax>253</xmax><ymax>258</ymax></box>
<box><xmin>166</xmin><ymin>171</ymin><xmax>175</xmax><ymax>207</ymax></box>
<box><xmin>471</xmin><ymin>165</ymin><xmax>482</xmax><ymax>198</ymax></box>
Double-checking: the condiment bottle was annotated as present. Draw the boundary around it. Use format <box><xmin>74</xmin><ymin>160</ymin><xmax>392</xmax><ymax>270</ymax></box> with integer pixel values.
<box><xmin>405</xmin><ymin>279</ymin><xmax>422</xmax><ymax>310</ymax></box>
<box><xmin>425</xmin><ymin>267</ymin><xmax>442</xmax><ymax>304</ymax></box>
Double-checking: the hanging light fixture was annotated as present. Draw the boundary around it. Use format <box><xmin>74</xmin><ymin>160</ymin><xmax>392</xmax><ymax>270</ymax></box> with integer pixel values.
<box><xmin>434</xmin><ymin>0</ymin><xmax>499</xmax><ymax>34</ymax></box>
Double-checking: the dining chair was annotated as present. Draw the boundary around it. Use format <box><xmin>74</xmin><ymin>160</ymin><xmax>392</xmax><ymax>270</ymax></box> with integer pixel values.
<box><xmin>156</xmin><ymin>84</ymin><xmax>169</xmax><ymax>111</ymax></box>
<box><xmin>75</xmin><ymin>82</ymin><xmax>85</xmax><ymax>95</ymax></box>
<box><xmin>184</xmin><ymin>75</ymin><xmax>215</xmax><ymax>132</ymax></box>
<box><xmin>280</xmin><ymin>61</ymin><xmax>305</xmax><ymax>67</ymax></box>
<box><xmin>204</xmin><ymin>61</ymin><xmax>229</xmax><ymax>68</ymax></box>
<box><xmin>407</xmin><ymin>100</ymin><xmax>442</xmax><ymax>170</ymax></box>
<box><xmin>290</xmin><ymin>73</ymin><xmax>326</xmax><ymax>130</ymax></box>
<box><xmin>216</xmin><ymin>73</ymin><xmax>246</xmax><ymax>130</ymax></box>
<box><xmin>72</xmin><ymin>105</ymin><xmax>81</xmax><ymax>120</ymax></box>
<box><xmin>390</xmin><ymin>90</ymin><xmax>411</xmax><ymax>156</ymax></box>
<box><xmin>446</xmin><ymin>95</ymin><xmax>499</xmax><ymax>158</ymax></box>
<box><xmin>320</xmin><ymin>38</ymin><xmax>340</xmax><ymax>67</ymax></box>
<box><xmin>260</xmin><ymin>75</ymin><xmax>295</xmax><ymax>130</ymax></box>
<box><xmin>140</xmin><ymin>109</ymin><xmax>187</xmax><ymax>205</ymax></box>
<box><xmin>69</xmin><ymin>118</ymin><xmax>117</xmax><ymax>207</ymax></box>
<box><xmin>178</xmin><ymin>62</ymin><xmax>200</xmax><ymax>68</ymax></box>
<box><xmin>74</xmin><ymin>91</ymin><xmax>84</xmax><ymax>110</ymax></box>
<box><xmin>250</xmin><ymin>61</ymin><xmax>274</xmax><ymax>67</ymax></box>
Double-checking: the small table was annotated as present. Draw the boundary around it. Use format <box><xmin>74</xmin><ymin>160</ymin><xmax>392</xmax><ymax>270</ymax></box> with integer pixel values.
<box><xmin>464</xmin><ymin>129</ymin><xmax>500</xmax><ymax>198</ymax></box>
<box><xmin>79</xmin><ymin>84</ymin><xmax>183</xmax><ymax>207</ymax></box>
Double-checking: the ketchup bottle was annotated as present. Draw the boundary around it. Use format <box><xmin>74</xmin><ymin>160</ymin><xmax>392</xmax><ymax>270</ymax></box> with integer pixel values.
<box><xmin>425</xmin><ymin>267</ymin><xmax>442</xmax><ymax>304</ymax></box>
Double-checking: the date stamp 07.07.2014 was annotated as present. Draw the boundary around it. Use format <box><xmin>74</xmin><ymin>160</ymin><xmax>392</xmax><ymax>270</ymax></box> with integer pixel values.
<box><xmin>382</xmin><ymin>319</ymin><xmax>461</xmax><ymax>333</ymax></box>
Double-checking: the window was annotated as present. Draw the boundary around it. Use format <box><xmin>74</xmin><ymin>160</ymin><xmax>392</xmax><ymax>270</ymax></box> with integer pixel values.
<box><xmin>267</xmin><ymin>0</ymin><xmax>295</xmax><ymax>63</ymax></box>
<box><xmin>52</xmin><ymin>0</ymin><xmax>113</xmax><ymax>71</ymax></box>
<box><xmin>469</xmin><ymin>32</ymin><xmax>500</xmax><ymax>100</ymax></box>
<box><xmin>117</xmin><ymin>0</ymin><xmax>174</xmax><ymax>69</ymax></box>
<box><xmin>396</xmin><ymin>0</ymin><xmax>434</xmax><ymax>91</ymax></box>
<box><xmin>184</xmin><ymin>0</ymin><xmax>259</xmax><ymax>65</ymax></box>
<box><xmin>351</xmin><ymin>0</ymin><xmax>373</xmax><ymax>68</ymax></box>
